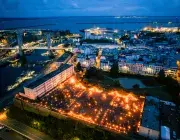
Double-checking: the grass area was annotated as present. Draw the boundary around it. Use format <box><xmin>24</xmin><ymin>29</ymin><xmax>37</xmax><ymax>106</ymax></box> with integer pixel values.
<box><xmin>85</xmin><ymin>71</ymin><xmax>172</xmax><ymax>101</ymax></box>
<box><xmin>140</xmin><ymin>78</ymin><xmax>161</xmax><ymax>87</ymax></box>
<box><xmin>129</xmin><ymin>87</ymin><xmax>172</xmax><ymax>101</ymax></box>
<box><xmin>103</xmin><ymin>71</ymin><xmax>160</xmax><ymax>85</ymax></box>
<box><xmin>7</xmin><ymin>105</ymin><xmax>145</xmax><ymax>140</ymax></box>
<box><xmin>99</xmin><ymin>71</ymin><xmax>174</xmax><ymax>101</ymax></box>
<box><xmin>83</xmin><ymin>76</ymin><xmax>122</xmax><ymax>90</ymax></box>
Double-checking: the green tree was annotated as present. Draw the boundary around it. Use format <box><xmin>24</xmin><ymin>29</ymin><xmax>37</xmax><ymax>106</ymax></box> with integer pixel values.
<box><xmin>85</xmin><ymin>67</ymin><xmax>104</xmax><ymax>80</ymax></box>
<box><xmin>133</xmin><ymin>84</ymin><xmax>140</xmax><ymax>89</ymax></box>
<box><xmin>71</xmin><ymin>137</ymin><xmax>80</xmax><ymax>140</ymax></box>
<box><xmin>113</xmin><ymin>80</ymin><xmax>121</xmax><ymax>87</ymax></box>
<box><xmin>158</xmin><ymin>69</ymin><xmax>166</xmax><ymax>82</ymax></box>
<box><xmin>120</xmin><ymin>34</ymin><xmax>130</xmax><ymax>41</ymax></box>
<box><xmin>76</xmin><ymin>62</ymin><xmax>82</xmax><ymax>72</ymax></box>
<box><xmin>57</xmin><ymin>128</ymin><xmax>63</xmax><ymax>138</ymax></box>
<box><xmin>48</xmin><ymin>128</ymin><xmax>57</xmax><ymax>137</ymax></box>
<box><xmin>63</xmin><ymin>133</ymin><xmax>73</xmax><ymax>140</ymax></box>
<box><xmin>110</xmin><ymin>62</ymin><xmax>119</xmax><ymax>78</ymax></box>
<box><xmin>48</xmin><ymin>52</ymin><xmax>55</xmax><ymax>59</ymax></box>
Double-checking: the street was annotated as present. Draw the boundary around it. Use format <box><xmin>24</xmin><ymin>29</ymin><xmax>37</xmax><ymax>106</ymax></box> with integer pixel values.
<box><xmin>0</xmin><ymin>128</ymin><xmax>28</xmax><ymax>140</ymax></box>
<box><xmin>0</xmin><ymin>117</ymin><xmax>53</xmax><ymax>140</ymax></box>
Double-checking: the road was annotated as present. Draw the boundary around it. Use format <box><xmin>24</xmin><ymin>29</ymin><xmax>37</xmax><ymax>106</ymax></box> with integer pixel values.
<box><xmin>0</xmin><ymin>128</ymin><xmax>28</xmax><ymax>140</ymax></box>
<box><xmin>0</xmin><ymin>117</ymin><xmax>53</xmax><ymax>140</ymax></box>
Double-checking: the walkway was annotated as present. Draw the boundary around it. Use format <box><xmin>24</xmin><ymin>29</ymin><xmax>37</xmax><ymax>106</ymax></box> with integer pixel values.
<box><xmin>0</xmin><ymin>117</ymin><xmax>53</xmax><ymax>140</ymax></box>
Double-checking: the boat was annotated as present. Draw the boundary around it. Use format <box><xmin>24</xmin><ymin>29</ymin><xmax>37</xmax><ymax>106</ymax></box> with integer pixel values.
<box><xmin>114</xmin><ymin>16</ymin><xmax>121</xmax><ymax>19</ymax></box>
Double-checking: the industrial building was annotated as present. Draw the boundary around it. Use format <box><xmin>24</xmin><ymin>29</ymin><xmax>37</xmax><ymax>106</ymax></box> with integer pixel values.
<box><xmin>21</xmin><ymin>64</ymin><xmax>74</xmax><ymax>100</ymax></box>
<box><xmin>55</xmin><ymin>51</ymin><xmax>74</xmax><ymax>67</ymax></box>
<box><xmin>138</xmin><ymin>96</ymin><xmax>160</xmax><ymax>140</ymax></box>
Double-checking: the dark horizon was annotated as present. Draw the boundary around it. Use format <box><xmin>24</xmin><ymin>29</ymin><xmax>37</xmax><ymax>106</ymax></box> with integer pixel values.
<box><xmin>1</xmin><ymin>15</ymin><xmax>180</xmax><ymax>19</ymax></box>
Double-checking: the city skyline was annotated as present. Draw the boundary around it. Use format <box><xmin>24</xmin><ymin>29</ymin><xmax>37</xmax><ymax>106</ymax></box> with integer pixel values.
<box><xmin>0</xmin><ymin>1</ymin><xmax>180</xmax><ymax>139</ymax></box>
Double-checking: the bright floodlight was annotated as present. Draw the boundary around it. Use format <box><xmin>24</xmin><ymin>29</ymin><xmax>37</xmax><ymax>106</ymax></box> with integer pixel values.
<box><xmin>70</xmin><ymin>78</ymin><xmax>75</xmax><ymax>84</ymax></box>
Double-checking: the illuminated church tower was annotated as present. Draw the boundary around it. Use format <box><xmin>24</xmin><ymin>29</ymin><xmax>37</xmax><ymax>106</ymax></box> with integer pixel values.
<box><xmin>176</xmin><ymin>61</ymin><xmax>180</xmax><ymax>82</ymax></box>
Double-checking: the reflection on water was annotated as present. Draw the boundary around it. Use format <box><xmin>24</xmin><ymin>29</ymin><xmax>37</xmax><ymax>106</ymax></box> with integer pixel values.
<box><xmin>26</xmin><ymin>50</ymin><xmax>50</xmax><ymax>62</ymax></box>
<box><xmin>0</xmin><ymin>50</ymin><xmax>51</xmax><ymax>97</ymax></box>
<box><xmin>119</xmin><ymin>78</ymin><xmax>146</xmax><ymax>89</ymax></box>
<box><xmin>0</xmin><ymin>66</ymin><xmax>42</xmax><ymax>96</ymax></box>
<box><xmin>0</xmin><ymin>16</ymin><xmax>179</xmax><ymax>32</ymax></box>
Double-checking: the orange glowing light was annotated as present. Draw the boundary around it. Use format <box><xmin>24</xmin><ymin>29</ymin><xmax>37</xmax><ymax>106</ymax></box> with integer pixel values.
<box><xmin>16</xmin><ymin>75</ymin><xmax>145</xmax><ymax>135</ymax></box>
<box><xmin>70</xmin><ymin>78</ymin><xmax>75</xmax><ymax>84</ymax></box>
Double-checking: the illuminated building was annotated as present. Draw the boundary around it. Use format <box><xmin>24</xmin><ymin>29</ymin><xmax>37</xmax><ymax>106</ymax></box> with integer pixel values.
<box><xmin>21</xmin><ymin>64</ymin><xmax>74</xmax><ymax>100</ymax></box>
<box><xmin>119</xmin><ymin>62</ymin><xmax>177</xmax><ymax>77</ymax></box>
<box><xmin>55</xmin><ymin>51</ymin><xmax>74</xmax><ymax>67</ymax></box>
<box><xmin>142</xmin><ymin>27</ymin><xmax>179</xmax><ymax>33</ymax></box>
<box><xmin>164</xmin><ymin>68</ymin><xmax>177</xmax><ymax>77</ymax></box>
<box><xmin>76</xmin><ymin>54</ymin><xmax>96</xmax><ymax>68</ymax></box>
<box><xmin>84</xmin><ymin>27</ymin><xmax>118</xmax><ymax>40</ymax></box>
<box><xmin>176</xmin><ymin>61</ymin><xmax>180</xmax><ymax>82</ymax></box>
<box><xmin>100</xmin><ymin>60</ymin><xmax>110</xmax><ymax>71</ymax></box>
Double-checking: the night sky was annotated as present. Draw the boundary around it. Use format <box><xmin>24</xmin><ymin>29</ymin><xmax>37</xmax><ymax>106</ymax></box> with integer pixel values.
<box><xmin>0</xmin><ymin>0</ymin><xmax>180</xmax><ymax>17</ymax></box>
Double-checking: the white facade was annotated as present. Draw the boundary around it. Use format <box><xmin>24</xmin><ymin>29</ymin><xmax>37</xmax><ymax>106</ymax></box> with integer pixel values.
<box><xmin>84</xmin><ymin>27</ymin><xmax>116</xmax><ymax>40</ymax></box>
<box><xmin>119</xmin><ymin>62</ymin><xmax>177</xmax><ymax>77</ymax></box>
<box><xmin>24</xmin><ymin>65</ymin><xmax>74</xmax><ymax>100</ymax></box>
<box><xmin>100</xmin><ymin>61</ymin><xmax>110</xmax><ymax>71</ymax></box>
<box><xmin>161</xmin><ymin>126</ymin><xmax>170</xmax><ymax>140</ymax></box>
<box><xmin>77</xmin><ymin>57</ymin><xmax>95</xmax><ymax>68</ymax></box>
<box><xmin>139</xmin><ymin>126</ymin><xmax>159</xmax><ymax>140</ymax></box>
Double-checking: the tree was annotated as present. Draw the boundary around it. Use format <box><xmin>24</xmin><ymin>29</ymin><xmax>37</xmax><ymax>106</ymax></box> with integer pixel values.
<box><xmin>48</xmin><ymin>128</ymin><xmax>57</xmax><ymax>137</ymax></box>
<box><xmin>120</xmin><ymin>34</ymin><xmax>130</xmax><ymax>41</ymax></box>
<box><xmin>158</xmin><ymin>69</ymin><xmax>166</xmax><ymax>78</ymax></box>
<box><xmin>133</xmin><ymin>84</ymin><xmax>140</xmax><ymax>89</ymax></box>
<box><xmin>158</xmin><ymin>69</ymin><xmax>166</xmax><ymax>82</ymax></box>
<box><xmin>110</xmin><ymin>62</ymin><xmax>119</xmax><ymax>78</ymax></box>
<box><xmin>85</xmin><ymin>67</ymin><xmax>104</xmax><ymax>80</ymax></box>
<box><xmin>64</xmin><ymin>43</ymin><xmax>70</xmax><ymax>48</ymax></box>
<box><xmin>71</xmin><ymin>137</ymin><xmax>80</xmax><ymax>140</ymax></box>
<box><xmin>20</xmin><ymin>54</ymin><xmax>27</xmax><ymax>66</ymax></box>
<box><xmin>85</xmin><ymin>67</ymin><xmax>97</xmax><ymax>78</ymax></box>
<box><xmin>113</xmin><ymin>80</ymin><xmax>121</xmax><ymax>87</ymax></box>
<box><xmin>57</xmin><ymin>128</ymin><xmax>63</xmax><ymax>138</ymax></box>
<box><xmin>63</xmin><ymin>133</ymin><xmax>73</xmax><ymax>140</ymax></box>
<box><xmin>138</xmin><ymin>57</ymin><xmax>143</xmax><ymax>61</ymax></box>
<box><xmin>48</xmin><ymin>52</ymin><xmax>55</xmax><ymax>59</ymax></box>
<box><xmin>76</xmin><ymin>62</ymin><xmax>82</xmax><ymax>72</ymax></box>
<box><xmin>157</xmin><ymin>73</ymin><xmax>180</xmax><ymax>104</ymax></box>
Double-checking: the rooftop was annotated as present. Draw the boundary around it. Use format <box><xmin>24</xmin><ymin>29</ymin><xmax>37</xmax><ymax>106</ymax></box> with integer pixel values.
<box><xmin>26</xmin><ymin>64</ymin><xmax>72</xmax><ymax>89</ymax></box>
<box><xmin>56</xmin><ymin>52</ymin><xmax>73</xmax><ymax>63</ymax></box>
<box><xmin>141</xmin><ymin>96</ymin><xmax>160</xmax><ymax>131</ymax></box>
